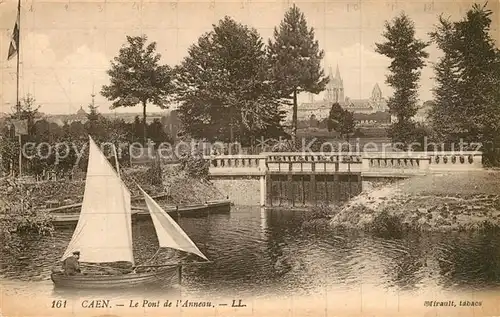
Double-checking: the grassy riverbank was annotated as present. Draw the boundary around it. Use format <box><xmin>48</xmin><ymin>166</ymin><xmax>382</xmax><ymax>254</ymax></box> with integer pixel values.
<box><xmin>329</xmin><ymin>170</ymin><xmax>500</xmax><ymax>234</ymax></box>
<box><xmin>0</xmin><ymin>165</ymin><xmax>225</xmax><ymax>210</ymax></box>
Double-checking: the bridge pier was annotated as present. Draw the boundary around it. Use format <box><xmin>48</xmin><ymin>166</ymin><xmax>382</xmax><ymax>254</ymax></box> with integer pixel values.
<box><xmin>310</xmin><ymin>174</ymin><xmax>316</xmax><ymax>206</ymax></box>
<box><xmin>259</xmin><ymin>175</ymin><xmax>266</xmax><ymax>207</ymax></box>
<box><xmin>333</xmin><ymin>174</ymin><xmax>340</xmax><ymax>201</ymax></box>
<box><xmin>266</xmin><ymin>174</ymin><xmax>272</xmax><ymax>206</ymax></box>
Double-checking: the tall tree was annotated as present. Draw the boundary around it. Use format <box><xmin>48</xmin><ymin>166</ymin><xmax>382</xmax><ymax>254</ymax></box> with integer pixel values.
<box><xmin>174</xmin><ymin>17</ymin><xmax>285</xmax><ymax>145</ymax></box>
<box><xmin>268</xmin><ymin>4</ymin><xmax>328</xmax><ymax>142</ymax></box>
<box><xmin>147</xmin><ymin>118</ymin><xmax>171</xmax><ymax>148</ymax></box>
<box><xmin>161</xmin><ymin>110</ymin><xmax>181</xmax><ymax>142</ymax></box>
<box><xmin>101</xmin><ymin>35</ymin><xmax>174</xmax><ymax>145</ymax></box>
<box><xmin>83</xmin><ymin>93</ymin><xmax>108</xmax><ymax>142</ymax></box>
<box><xmin>429</xmin><ymin>4</ymin><xmax>500</xmax><ymax>165</ymax></box>
<box><xmin>375</xmin><ymin>13</ymin><xmax>429</xmax><ymax>150</ymax></box>
<box><xmin>10</xmin><ymin>94</ymin><xmax>40</xmax><ymax>137</ymax></box>
<box><xmin>327</xmin><ymin>102</ymin><xmax>356</xmax><ymax>140</ymax></box>
<box><xmin>86</xmin><ymin>93</ymin><xmax>100</xmax><ymax>122</ymax></box>
<box><xmin>132</xmin><ymin>116</ymin><xmax>144</xmax><ymax>143</ymax></box>
<box><xmin>428</xmin><ymin>17</ymin><xmax>460</xmax><ymax>144</ymax></box>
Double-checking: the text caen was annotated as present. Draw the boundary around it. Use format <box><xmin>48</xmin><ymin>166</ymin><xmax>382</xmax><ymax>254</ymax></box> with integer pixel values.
<box><xmin>81</xmin><ymin>300</ymin><xmax>110</xmax><ymax>308</ymax></box>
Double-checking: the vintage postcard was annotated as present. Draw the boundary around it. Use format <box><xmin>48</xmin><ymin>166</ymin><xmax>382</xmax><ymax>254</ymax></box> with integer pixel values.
<box><xmin>1</xmin><ymin>0</ymin><xmax>500</xmax><ymax>316</ymax></box>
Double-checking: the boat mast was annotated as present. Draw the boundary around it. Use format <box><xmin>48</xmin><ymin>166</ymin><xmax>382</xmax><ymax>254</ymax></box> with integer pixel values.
<box><xmin>113</xmin><ymin>143</ymin><xmax>121</xmax><ymax>178</ymax></box>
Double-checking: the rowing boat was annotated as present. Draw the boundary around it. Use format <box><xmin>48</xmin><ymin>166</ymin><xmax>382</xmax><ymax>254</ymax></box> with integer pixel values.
<box><xmin>51</xmin><ymin>266</ymin><xmax>178</xmax><ymax>289</ymax></box>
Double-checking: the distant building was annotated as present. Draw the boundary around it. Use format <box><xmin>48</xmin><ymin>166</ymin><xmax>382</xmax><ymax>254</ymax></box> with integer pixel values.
<box><xmin>353</xmin><ymin>111</ymin><xmax>391</xmax><ymax>125</ymax></box>
<box><xmin>297</xmin><ymin>65</ymin><xmax>389</xmax><ymax>121</ymax></box>
<box><xmin>44</xmin><ymin>106</ymin><xmax>88</xmax><ymax>125</ymax></box>
<box><xmin>76</xmin><ymin>106</ymin><xmax>87</xmax><ymax>117</ymax></box>
<box><xmin>344</xmin><ymin>83</ymin><xmax>387</xmax><ymax>114</ymax></box>
<box><xmin>43</xmin><ymin>110</ymin><xmax>167</xmax><ymax>126</ymax></box>
<box><xmin>67</xmin><ymin>106</ymin><xmax>89</xmax><ymax>124</ymax></box>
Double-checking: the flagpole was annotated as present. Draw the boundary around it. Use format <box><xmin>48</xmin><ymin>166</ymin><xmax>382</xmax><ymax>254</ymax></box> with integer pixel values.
<box><xmin>18</xmin><ymin>133</ymin><xmax>21</xmax><ymax>176</ymax></box>
<box><xmin>15</xmin><ymin>0</ymin><xmax>20</xmax><ymax>113</ymax></box>
<box><xmin>16</xmin><ymin>0</ymin><xmax>21</xmax><ymax>176</ymax></box>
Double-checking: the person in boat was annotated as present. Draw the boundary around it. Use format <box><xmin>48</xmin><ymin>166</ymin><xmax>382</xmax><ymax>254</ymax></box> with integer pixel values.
<box><xmin>62</xmin><ymin>251</ymin><xmax>81</xmax><ymax>275</ymax></box>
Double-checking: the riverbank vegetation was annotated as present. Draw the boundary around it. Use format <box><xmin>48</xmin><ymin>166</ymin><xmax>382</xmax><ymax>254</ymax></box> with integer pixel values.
<box><xmin>329</xmin><ymin>171</ymin><xmax>500</xmax><ymax>235</ymax></box>
<box><xmin>0</xmin><ymin>164</ymin><xmax>224</xmax><ymax>211</ymax></box>
<box><xmin>300</xmin><ymin>204</ymin><xmax>332</xmax><ymax>232</ymax></box>
<box><xmin>0</xmin><ymin>178</ymin><xmax>54</xmax><ymax>252</ymax></box>
<box><xmin>0</xmin><ymin>163</ymin><xmax>225</xmax><ymax>248</ymax></box>
<box><xmin>0</xmin><ymin>94</ymin><xmax>172</xmax><ymax>178</ymax></box>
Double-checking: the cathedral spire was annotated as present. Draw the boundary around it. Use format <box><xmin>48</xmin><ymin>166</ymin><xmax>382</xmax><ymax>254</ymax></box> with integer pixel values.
<box><xmin>335</xmin><ymin>64</ymin><xmax>341</xmax><ymax>80</ymax></box>
<box><xmin>324</xmin><ymin>64</ymin><xmax>344</xmax><ymax>103</ymax></box>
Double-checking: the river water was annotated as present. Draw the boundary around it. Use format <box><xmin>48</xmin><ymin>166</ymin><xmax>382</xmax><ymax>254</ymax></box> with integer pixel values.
<box><xmin>1</xmin><ymin>205</ymin><xmax>500</xmax><ymax>315</ymax></box>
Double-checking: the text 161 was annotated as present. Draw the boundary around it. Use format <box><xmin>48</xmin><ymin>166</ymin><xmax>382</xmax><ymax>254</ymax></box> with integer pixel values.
<box><xmin>51</xmin><ymin>300</ymin><xmax>67</xmax><ymax>308</ymax></box>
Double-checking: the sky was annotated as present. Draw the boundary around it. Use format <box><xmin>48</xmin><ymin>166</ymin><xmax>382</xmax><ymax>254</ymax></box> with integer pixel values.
<box><xmin>0</xmin><ymin>0</ymin><xmax>499</xmax><ymax>115</ymax></box>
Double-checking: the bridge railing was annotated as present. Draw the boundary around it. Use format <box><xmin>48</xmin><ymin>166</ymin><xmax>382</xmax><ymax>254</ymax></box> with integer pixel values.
<box><xmin>362</xmin><ymin>151</ymin><xmax>483</xmax><ymax>175</ymax></box>
<box><xmin>264</xmin><ymin>152</ymin><xmax>362</xmax><ymax>173</ymax></box>
<box><xmin>204</xmin><ymin>155</ymin><xmax>265</xmax><ymax>175</ymax></box>
<box><xmin>428</xmin><ymin>152</ymin><xmax>483</xmax><ymax>170</ymax></box>
<box><xmin>204</xmin><ymin>151</ymin><xmax>484</xmax><ymax>177</ymax></box>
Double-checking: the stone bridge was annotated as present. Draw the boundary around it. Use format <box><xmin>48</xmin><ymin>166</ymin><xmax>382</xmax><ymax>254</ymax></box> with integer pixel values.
<box><xmin>205</xmin><ymin>151</ymin><xmax>483</xmax><ymax>206</ymax></box>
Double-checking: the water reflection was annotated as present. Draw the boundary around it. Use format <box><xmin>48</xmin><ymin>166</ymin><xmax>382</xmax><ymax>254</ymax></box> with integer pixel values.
<box><xmin>436</xmin><ymin>231</ymin><xmax>500</xmax><ymax>290</ymax></box>
<box><xmin>2</xmin><ymin>206</ymin><xmax>500</xmax><ymax>298</ymax></box>
<box><xmin>377</xmin><ymin>234</ymin><xmax>427</xmax><ymax>291</ymax></box>
<box><xmin>50</xmin><ymin>282</ymin><xmax>181</xmax><ymax>301</ymax></box>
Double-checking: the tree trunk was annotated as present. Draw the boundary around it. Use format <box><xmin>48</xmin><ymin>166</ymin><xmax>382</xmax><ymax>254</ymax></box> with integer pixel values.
<box><xmin>142</xmin><ymin>101</ymin><xmax>147</xmax><ymax>146</ymax></box>
<box><xmin>292</xmin><ymin>89</ymin><xmax>298</xmax><ymax>146</ymax></box>
<box><xmin>230</xmin><ymin>122</ymin><xmax>234</xmax><ymax>144</ymax></box>
<box><xmin>230</xmin><ymin>106</ymin><xmax>234</xmax><ymax>144</ymax></box>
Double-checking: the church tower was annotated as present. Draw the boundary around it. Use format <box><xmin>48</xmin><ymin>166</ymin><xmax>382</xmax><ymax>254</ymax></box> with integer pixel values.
<box><xmin>371</xmin><ymin>83</ymin><xmax>382</xmax><ymax>101</ymax></box>
<box><xmin>369</xmin><ymin>84</ymin><xmax>387</xmax><ymax>111</ymax></box>
<box><xmin>324</xmin><ymin>64</ymin><xmax>344</xmax><ymax>104</ymax></box>
<box><xmin>370</xmin><ymin>83</ymin><xmax>383</xmax><ymax>110</ymax></box>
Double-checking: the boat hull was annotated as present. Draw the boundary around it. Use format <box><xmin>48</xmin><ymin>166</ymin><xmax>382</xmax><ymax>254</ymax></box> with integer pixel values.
<box><xmin>51</xmin><ymin>266</ymin><xmax>179</xmax><ymax>289</ymax></box>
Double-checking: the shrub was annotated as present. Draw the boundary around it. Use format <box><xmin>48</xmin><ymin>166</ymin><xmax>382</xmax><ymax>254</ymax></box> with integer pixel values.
<box><xmin>178</xmin><ymin>153</ymin><xmax>209</xmax><ymax>179</ymax></box>
<box><xmin>305</xmin><ymin>204</ymin><xmax>332</xmax><ymax>220</ymax></box>
<box><xmin>367</xmin><ymin>209</ymin><xmax>404</xmax><ymax>238</ymax></box>
<box><xmin>145</xmin><ymin>162</ymin><xmax>163</xmax><ymax>186</ymax></box>
<box><xmin>1</xmin><ymin>189</ymin><xmax>54</xmax><ymax>251</ymax></box>
<box><xmin>301</xmin><ymin>204</ymin><xmax>334</xmax><ymax>232</ymax></box>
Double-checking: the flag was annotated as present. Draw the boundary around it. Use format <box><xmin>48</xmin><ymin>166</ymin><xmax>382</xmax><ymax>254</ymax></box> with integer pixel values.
<box><xmin>7</xmin><ymin>1</ymin><xmax>20</xmax><ymax>61</ymax></box>
<box><xmin>11</xmin><ymin>119</ymin><xmax>28</xmax><ymax>135</ymax></box>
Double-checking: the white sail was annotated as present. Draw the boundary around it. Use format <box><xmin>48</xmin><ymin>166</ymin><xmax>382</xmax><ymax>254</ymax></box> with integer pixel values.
<box><xmin>61</xmin><ymin>136</ymin><xmax>134</xmax><ymax>264</ymax></box>
<box><xmin>139</xmin><ymin>186</ymin><xmax>208</xmax><ymax>261</ymax></box>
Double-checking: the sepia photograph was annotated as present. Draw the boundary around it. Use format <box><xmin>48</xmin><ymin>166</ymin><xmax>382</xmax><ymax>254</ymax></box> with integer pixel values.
<box><xmin>0</xmin><ymin>0</ymin><xmax>499</xmax><ymax>316</ymax></box>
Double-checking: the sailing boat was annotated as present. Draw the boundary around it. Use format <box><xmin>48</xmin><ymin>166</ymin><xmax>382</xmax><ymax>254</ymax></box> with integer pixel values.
<box><xmin>51</xmin><ymin>136</ymin><xmax>209</xmax><ymax>289</ymax></box>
